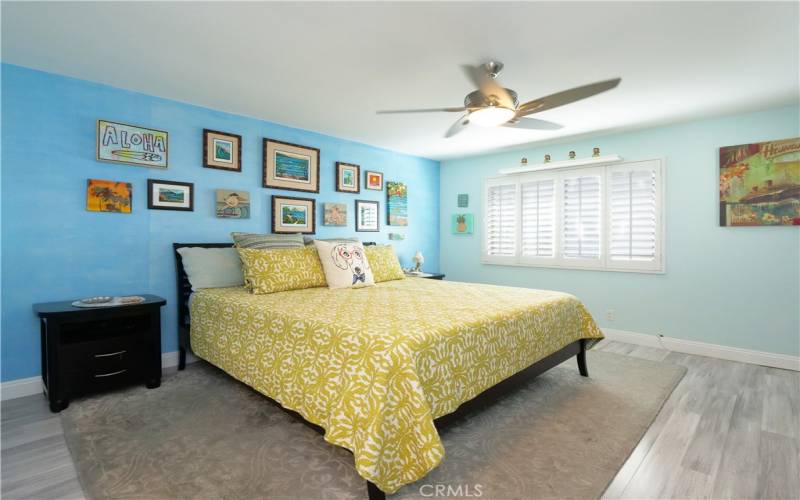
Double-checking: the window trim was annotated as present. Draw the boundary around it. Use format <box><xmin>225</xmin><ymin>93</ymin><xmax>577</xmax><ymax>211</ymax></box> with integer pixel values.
<box><xmin>481</xmin><ymin>158</ymin><xmax>665</xmax><ymax>274</ymax></box>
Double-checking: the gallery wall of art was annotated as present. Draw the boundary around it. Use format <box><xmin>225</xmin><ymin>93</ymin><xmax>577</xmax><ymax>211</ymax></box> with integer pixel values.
<box><xmin>0</xmin><ymin>64</ymin><xmax>440</xmax><ymax>382</ymax></box>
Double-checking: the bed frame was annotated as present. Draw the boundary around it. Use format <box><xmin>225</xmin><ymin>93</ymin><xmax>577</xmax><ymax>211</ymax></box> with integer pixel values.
<box><xmin>174</xmin><ymin>242</ymin><xmax>588</xmax><ymax>500</ymax></box>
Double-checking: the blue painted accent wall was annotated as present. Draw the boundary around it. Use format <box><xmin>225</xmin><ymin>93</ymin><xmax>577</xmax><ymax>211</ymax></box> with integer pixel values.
<box><xmin>440</xmin><ymin>105</ymin><xmax>800</xmax><ymax>357</ymax></box>
<box><xmin>1</xmin><ymin>64</ymin><xmax>440</xmax><ymax>382</ymax></box>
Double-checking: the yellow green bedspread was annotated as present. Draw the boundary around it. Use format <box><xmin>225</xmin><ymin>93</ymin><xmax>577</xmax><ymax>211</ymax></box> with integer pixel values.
<box><xmin>189</xmin><ymin>278</ymin><xmax>603</xmax><ymax>493</ymax></box>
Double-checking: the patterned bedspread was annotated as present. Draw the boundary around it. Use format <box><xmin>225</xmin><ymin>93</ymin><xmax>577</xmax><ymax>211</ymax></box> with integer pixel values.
<box><xmin>190</xmin><ymin>278</ymin><xmax>603</xmax><ymax>493</ymax></box>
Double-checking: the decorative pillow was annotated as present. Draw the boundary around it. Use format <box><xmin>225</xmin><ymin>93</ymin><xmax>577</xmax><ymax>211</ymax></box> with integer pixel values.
<box><xmin>303</xmin><ymin>236</ymin><xmax>359</xmax><ymax>246</ymax></box>
<box><xmin>176</xmin><ymin>247</ymin><xmax>244</xmax><ymax>291</ymax></box>
<box><xmin>313</xmin><ymin>240</ymin><xmax>375</xmax><ymax>289</ymax></box>
<box><xmin>364</xmin><ymin>245</ymin><xmax>405</xmax><ymax>283</ymax></box>
<box><xmin>237</xmin><ymin>247</ymin><xmax>327</xmax><ymax>294</ymax></box>
<box><xmin>231</xmin><ymin>232</ymin><xmax>304</xmax><ymax>249</ymax></box>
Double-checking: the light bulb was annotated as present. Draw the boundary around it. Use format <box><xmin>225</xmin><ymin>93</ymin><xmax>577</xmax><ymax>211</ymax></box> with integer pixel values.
<box><xmin>468</xmin><ymin>106</ymin><xmax>515</xmax><ymax>127</ymax></box>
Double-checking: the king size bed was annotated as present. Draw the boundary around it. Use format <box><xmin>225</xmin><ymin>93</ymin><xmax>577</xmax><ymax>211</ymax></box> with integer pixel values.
<box><xmin>174</xmin><ymin>243</ymin><xmax>604</xmax><ymax>499</ymax></box>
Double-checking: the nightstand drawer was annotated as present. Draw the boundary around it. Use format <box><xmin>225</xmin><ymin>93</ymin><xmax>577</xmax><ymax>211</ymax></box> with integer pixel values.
<box><xmin>61</xmin><ymin>315</ymin><xmax>149</xmax><ymax>343</ymax></box>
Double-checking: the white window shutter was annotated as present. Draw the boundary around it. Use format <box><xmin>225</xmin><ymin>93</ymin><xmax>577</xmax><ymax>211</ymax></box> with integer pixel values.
<box><xmin>608</xmin><ymin>161</ymin><xmax>662</xmax><ymax>270</ymax></box>
<box><xmin>520</xmin><ymin>179</ymin><xmax>555</xmax><ymax>257</ymax></box>
<box><xmin>562</xmin><ymin>173</ymin><xmax>602</xmax><ymax>260</ymax></box>
<box><xmin>485</xmin><ymin>183</ymin><xmax>517</xmax><ymax>257</ymax></box>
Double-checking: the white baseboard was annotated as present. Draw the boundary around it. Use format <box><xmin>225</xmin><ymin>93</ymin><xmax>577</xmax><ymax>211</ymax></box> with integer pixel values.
<box><xmin>601</xmin><ymin>328</ymin><xmax>800</xmax><ymax>372</ymax></box>
<box><xmin>1</xmin><ymin>350</ymin><xmax>199</xmax><ymax>402</ymax></box>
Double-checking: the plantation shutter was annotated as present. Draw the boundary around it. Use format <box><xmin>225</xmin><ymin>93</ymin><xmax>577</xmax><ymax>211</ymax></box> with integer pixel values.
<box><xmin>562</xmin><ymin>173</ymin><xmax>602</xmax><ymax>259</ymax></box>
<box><xmin>609</xmin><ymin>162</ymin><xmax>661</xmax><ymax>268</ymax></box>
<box><xmin>485</xmin><ymin>183</ymin><xmax>517</xmax><ymax>256</ymax></box>
<box><xmin>521</xmin><ymin>179</ymin><xmax>555</xmax><ymax>257</ymax></box>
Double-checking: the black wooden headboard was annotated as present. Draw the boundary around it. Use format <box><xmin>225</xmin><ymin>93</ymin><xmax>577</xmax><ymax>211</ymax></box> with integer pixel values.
<box><xmin>173</xmin><ymin>242</ymin><xmax>232</xmax><ymax>369</ymax></box>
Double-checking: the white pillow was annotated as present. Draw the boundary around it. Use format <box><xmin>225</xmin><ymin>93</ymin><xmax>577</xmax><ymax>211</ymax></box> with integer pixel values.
<box><xmin>313</xmin><ymin>240</ymin><xmax>375</xmax><ymax>289</ymax></box>
<box><xmin>177</xmin><ymin>247</ymin><xmax>244</xmax><ymax>291</ymax></box>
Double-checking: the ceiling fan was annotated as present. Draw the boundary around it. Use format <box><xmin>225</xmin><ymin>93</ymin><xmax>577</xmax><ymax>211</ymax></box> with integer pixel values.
<box><xmin>377</xmin><ymin>61</ymin><xmax>621</xmax><ymax>138</ymax></box>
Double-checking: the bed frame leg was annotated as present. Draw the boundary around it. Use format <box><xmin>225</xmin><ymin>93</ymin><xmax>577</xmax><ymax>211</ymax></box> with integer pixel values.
<box><xmin>577</xmin><ymin>339</ymin><xmax>588</xmax><ymax>377</ymax></box>
<box><xmin>366</xmin><ymin>481</ymin><xmax>386</xmax><ymax>500</ymax></box>
<box><xmin>178</xmin><ymin>347</ymin><xmax>186</xmax><ymax>371</ymax></box>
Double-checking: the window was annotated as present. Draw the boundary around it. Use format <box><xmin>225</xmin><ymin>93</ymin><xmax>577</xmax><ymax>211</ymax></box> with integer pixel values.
<box><xmin>483</xmin><ymin>159</ymin><xmax>664</xmax><ymax>272</ymax></box>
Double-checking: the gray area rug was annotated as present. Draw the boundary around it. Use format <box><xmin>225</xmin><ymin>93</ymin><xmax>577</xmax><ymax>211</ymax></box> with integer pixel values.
<box><xmin>61</xmin><ymin>351</ymin><xmax>685</xmax><ymax>500</ymax></box>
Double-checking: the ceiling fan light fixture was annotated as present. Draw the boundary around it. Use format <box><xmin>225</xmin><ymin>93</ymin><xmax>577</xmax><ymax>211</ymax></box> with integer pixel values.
<box><xmin>468</xmin><ymin>106</ymin><xmax>515</xmax><ymax>127</ymax></box>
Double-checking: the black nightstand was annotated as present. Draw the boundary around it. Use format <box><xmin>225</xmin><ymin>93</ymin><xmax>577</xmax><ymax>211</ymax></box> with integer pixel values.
<box><xmin>33</xmin><ymin>295</ymin><xmax>166</xmax><ymax>412</ymax></box>
<box><xmin>404</xmin><ymin>272</ymin><xmax>445</xmax><ymax>280</ymax></box>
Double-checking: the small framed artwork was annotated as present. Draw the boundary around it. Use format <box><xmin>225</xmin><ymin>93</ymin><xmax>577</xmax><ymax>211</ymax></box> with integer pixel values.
<box><xmin>336</xmin><ymin>162</ymin><xmax>361</xmax><ymax>193</ymax></box>
<box><xmin>97</xmin><ymin>120</ymin><xmax>168</xmax><ymax>169</ymax></box>
<box><xmin>147</xmin><ymin>179</ymin><xmax>194</xmax><ymax>211</ymax></box>
<box><xmin>323</xmin><ymin>202</ymin><xmax>347</xmax><ymax>226</ymax></box>
<box><xmin>457</xmin><ymin>193</ymin><xmax>469</xmax><ymax>208</ymax></box>
<box><xmin>365</xmin><ymin>170</ymin><xmax>383</xmax><ymax>191</ymax></box>
<box><xmin>87</xmin><ymin>179</ymin><xmax>132</xmax><ymax>213</ymax></box>
<box><xmin>452</xmin><ymin>213</ymin><xmax>474</xmax><ymax>234</ymax></box>
<box><xmin>355</xmin><ymin>199</ymin><xmax>379</xmax><ymax>232</ymax></box>
<box><xmin>263</xmin><ymin>139</ymin><xmax>320</xmax><ymax>193</ymax></box>
<box><xmin>203</xmin><ymin>129</ymin><xmax>242</xmax><ymax>172</ymax></box>
<box><xmin>216</xmin><ymin>190</ymin><xmax>250</xmax><ymax>219</ymax></box>
<box><xmin>272</xmin><ymin>195</ymin><xmax>315</xmax><ymax>234</ymax></box>
<box><xmin>386</xmin><ymin>181</ymin><xmax>408</xmax><ymax>226</ymax></box>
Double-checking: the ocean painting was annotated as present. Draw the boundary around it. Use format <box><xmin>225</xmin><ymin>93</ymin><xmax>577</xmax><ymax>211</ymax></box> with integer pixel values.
<box><xmin>720</xmin><ymin>137</ymin><xmax>800</xmax><ymax>226</ymax></box>
<box><xmin>281</xmin><ymin>204</ymin><xmax>308</xmax><ymax>226</ymax></box>
<box><xmin>158</xmin><ymin>188</ymin><xmax>185</xmax><ymax>203</ymax></box>
<box><xmin>274</xmin><ymin>151</ymin><xmax>310</xmax><ymax>183</ymax></box>
<box><xmin>387</xmin><ymin>181</ymin><xmax>408</xmax><ymax>226</ymax></box>
<box><xmin>213</xmin><ymin>139</ymin><xmax>233</xmax><ymax>163</ymax></box>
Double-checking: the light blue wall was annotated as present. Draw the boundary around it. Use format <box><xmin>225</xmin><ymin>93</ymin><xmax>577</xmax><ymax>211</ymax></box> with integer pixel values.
<box><xmin>440</xmin><ymin>105</ymin><xmax>800</xmax><ymax>357</ymax></box>
<box><xmin>1</xmin><ymin>64</ymin><xmax>440</xmax><ymax>382</ymax></box>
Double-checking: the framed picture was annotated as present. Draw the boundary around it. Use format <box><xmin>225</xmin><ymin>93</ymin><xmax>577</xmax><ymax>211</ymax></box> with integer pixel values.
<box><xmin>87</xmin><ymin>179</ymin><xmax>132</xmax><ymax>213</ymax></box>
<box><xmin>147</xmin><ymin>179</ymin><xmax>194</xmax><ymax>211</ymax></box>
<box><xmin>272</xmin><ymin>195</ymin><xmax>315</xmax><ymax>234</ymax></box>
<box><xmin>323</xmin><ymin>202</ymin><xmax>347</xmax><ymax>226</ymax></box>
<box><xmin>365</xmin><ymin>170</ymin><xmax>383</xmax><ymax>191</ymax></box>
<box><xmin>216</xmin><ymin>189</ymin><xmax>250</xmax><ymax>219</ymax></box>
<box><xmin>204</xmin><ymin>129</ymin><xmax>242</xmax><ymax>172</ymax></box>
<box><xmin>719</xmin><ymin>137</ymin><xmax>800</xmax><ymax>226</ymax></box>
<box><xmin>263</xmin><ymin>139</ymin><xmax>320</xmax><ymax>193</ymax></box>
<box><xmin>355</xmin><ymin>199</ymin><xmax>379</xmax><ymax>232</ymax></box>
<box><xmin>386</xmin><ymin>181</ymin><xmax>408</xmax><ymax>226</ymax></box>
<box><xmin>97</xmin><ymin>120</ymin><xmax>168</xmax><ymax>168</ymax></box>
<box><xmin>336</xmin><ymin>162</ymin><xmax>361</xmax><ymax>193</ymax></box>
<box><xmin>452</xmin><ymin>213</ymin><xmax>474</xmax><ymax>234</ymax></box>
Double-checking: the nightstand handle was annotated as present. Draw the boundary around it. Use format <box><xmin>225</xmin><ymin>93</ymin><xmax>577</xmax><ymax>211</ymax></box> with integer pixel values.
<box><xmin>94</xmin><ymin>350</ymin><xmax>126</xmax><ymax>358</ymax></box>
<box><xmin>94</xmin><ymin>369</ymin><xmax>127</xmax><ymax>378</ymax></box>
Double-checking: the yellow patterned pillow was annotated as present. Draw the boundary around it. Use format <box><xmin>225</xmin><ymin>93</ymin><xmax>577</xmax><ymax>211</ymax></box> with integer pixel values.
<box><xmin>365</xmin><ymin>245</ymin><xmax>406</xmax><ymax>283</ymax></box>
<box><xmin>237</xmin><ymin>247</ymin><xmax>327</xmax><ymax>294</ymax></box>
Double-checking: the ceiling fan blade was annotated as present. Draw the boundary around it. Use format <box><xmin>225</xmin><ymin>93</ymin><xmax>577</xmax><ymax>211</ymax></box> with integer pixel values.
<box><xmin>445</xmin><ymin>114</ymin><xmax>469</xmax><ymax>138</ymax></box>
<box><xmin>377</xmin><ymin>107</ymin><xmax>466</xmax><ymax>114</ymax></box>
<box><xmin>517</xmin><ymin>78</ymin><xmax>621</xmax><ymax>117</ymax></box>
<box><xmin>461</xmin><ymin>64</ymin><xmax>515</xmax><ymax>109</ymax></box>
<box><xmin>503</xmin><ymin>117</ymin><xmax>564</xmax><ymax>131</ymax></box>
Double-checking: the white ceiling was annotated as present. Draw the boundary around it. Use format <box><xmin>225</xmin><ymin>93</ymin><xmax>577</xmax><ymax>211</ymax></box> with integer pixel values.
<box><xmin>2</xmin><ymin>2</ymin><xmax>798</xmax><ymax>160</ymax></box>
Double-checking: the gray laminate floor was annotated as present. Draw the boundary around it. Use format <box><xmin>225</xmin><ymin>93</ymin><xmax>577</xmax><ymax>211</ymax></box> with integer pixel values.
<box><xmin>2</xmin><ymin>341</ymin><xmax>798</xmax><ymax>500</ymax></box>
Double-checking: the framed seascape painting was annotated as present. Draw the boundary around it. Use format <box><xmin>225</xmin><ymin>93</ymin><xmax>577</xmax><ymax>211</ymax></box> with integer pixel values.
<box><xmin>97</xmin><ymin>120</ymin><xmax>168</xmax><ymax>169</ymax></box>
<box><xmin>215</xmin><ymin>190</ymin><xmax>250</xmax><ymax>219</ymax></box>
<box><xmin>365</xmin><ymin>170</ymin><xmax>383</xmax><ymax>190</ymax></box>
<box><xmin>336</xmin><ymin>162</ymin><xmax>360</xmax><ymax>193</ymax></box>
<box><xmin>386</xmin><ymin>181</ymin><xmax>408</xmax><ymax>226</ymax></box>
<box><xmin>323</xmin><ymin>202</ymin><xmax>347</xmax><ymax>226</ymax></box>
<box><xmin>272</xmin><ymin>195</ymin><xmax>315</xmax><ymax>234</ymax></box>
<box><xmin>263</xmin><ymin>139</ymin><xmax>320</xmax><ymax>193</ymax></box>
<box><xmin>204</xmin><ymin>129</ymin><xmax>242</xmax><ymax>172</ymax></box>
<box><xmin>86</xmin><ymin>179</ymin><xmax>132</xmax><ymax>214</ymax></box>
<box><xmin>452</xmin><ymin>213</ymin><xmax>474</xmax><ymax>234</ymax></box>
<box><xmin>355</xmin><ymin>199</ymin><xmax>379</xmax><ymax>232</ymax></box>
<box><xmin>719</xmin><ymin>137</ymin><xmax>800</xmax><ymax>226</ymax></box>
<box><xmin>147</xmin><ymin>179</ymin><xmax>194</xmax><ymax>211</ymax></box>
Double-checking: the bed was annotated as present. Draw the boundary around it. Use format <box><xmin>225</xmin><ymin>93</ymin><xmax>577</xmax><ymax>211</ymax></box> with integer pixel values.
<box><xmin>174</xmin><ymin>243</ymin><xmax>604</xmax><ymax>499</ymax></box>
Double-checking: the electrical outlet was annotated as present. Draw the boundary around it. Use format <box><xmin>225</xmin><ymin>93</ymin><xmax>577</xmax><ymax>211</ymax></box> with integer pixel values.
<box><xmin>605</xmin><ymin>309</ymin><xmax>616</xmax><ymax>322</ymax></box>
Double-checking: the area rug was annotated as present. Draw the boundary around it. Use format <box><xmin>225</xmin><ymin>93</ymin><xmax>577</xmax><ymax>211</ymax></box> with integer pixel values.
<box><xmin>61</xmin><ymin>351</ymin><xmax>685</xmax><ymax>500</ymax></box>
